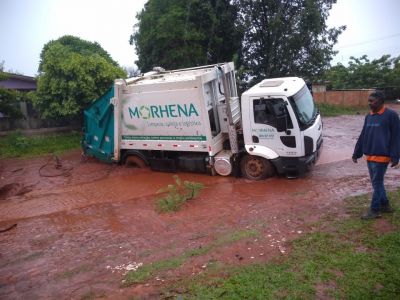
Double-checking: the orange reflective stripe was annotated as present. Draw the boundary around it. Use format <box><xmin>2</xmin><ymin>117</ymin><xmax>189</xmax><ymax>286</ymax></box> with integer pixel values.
<box><xmin>366</xmin><ymin>155</ymin><xmax>390</xmax><ymax>163</ymax></box>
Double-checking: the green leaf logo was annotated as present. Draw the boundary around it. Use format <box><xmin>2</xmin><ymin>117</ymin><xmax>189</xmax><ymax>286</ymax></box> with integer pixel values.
<box><xmin>139</xmin><ymin>106</ymin><xmax>150</xmax><ymax>119</ymax></box>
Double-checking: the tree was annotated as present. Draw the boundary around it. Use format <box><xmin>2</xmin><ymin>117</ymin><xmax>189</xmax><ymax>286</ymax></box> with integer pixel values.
<box><xmin>130</xmin><ymin>0</ymin><xmax>242</xmax><ymax>72</ymax></box>
<box><xmin>35</xmin><ymin>35</ymin><xmax>126</xmax><ymax>119</ymax></box>
<box><xmin>38</xmin><ymin>36</ymin><xmax>120</xmax><ymax>72</ymax></box>
<box><xmin>233</xmin><ymin>0</ymin><xmax>345</xmax><ymax>86</ymax></box>
<box><xmin>325</xmin><ymin>55</ymin><xmax>400</xmax><ymax>90</ymax></box>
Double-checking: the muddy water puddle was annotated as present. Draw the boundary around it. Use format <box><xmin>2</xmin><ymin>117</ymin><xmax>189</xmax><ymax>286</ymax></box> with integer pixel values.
<box><xmin>1</xmin><ymin>109</ymin><xmax>400</xmax><ymax>299</ymax></box>
<box><xmin>0</xmin><ymin>168</ymin><xmax>233</xmax><ymax>222</ymax></box>
<box><xmin>0</xmin><ymin>173</ymin><xmax>332</xmax><ymax>299</ymax></box>
<box><xmin>3</xmin><ymin>161</ymin><xmax>396</xmax><ymax>299</ymax></box>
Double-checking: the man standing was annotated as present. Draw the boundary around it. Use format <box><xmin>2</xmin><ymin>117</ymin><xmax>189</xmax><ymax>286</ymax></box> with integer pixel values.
<box><xmin>352</xmin><ymin>91</ymin><xmax>400</xmax><ymax>219</ymax></box>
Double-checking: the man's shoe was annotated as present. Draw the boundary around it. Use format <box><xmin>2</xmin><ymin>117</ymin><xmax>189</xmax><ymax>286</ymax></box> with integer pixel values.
<box><xmin>361</xmin><ymin>210</ymin><xmax>382</xmax><ymax>220</ymax></box>
<box><xmin>380</xmin><ymin>205</ymin><xmax>394</xmax><ymax>213</ymax></box>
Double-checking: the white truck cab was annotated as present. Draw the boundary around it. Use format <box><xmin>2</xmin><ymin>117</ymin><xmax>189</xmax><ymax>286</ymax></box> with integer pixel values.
<box><xmin>240</xmin><ymin>77</ymin><xmax>323</xmax><ymax>178</ymax></box>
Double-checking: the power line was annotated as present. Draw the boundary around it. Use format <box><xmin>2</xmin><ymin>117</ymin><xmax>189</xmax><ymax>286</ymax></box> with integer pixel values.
<box><xmin>337</xmin><ymin>33</ymin><xmax>400</xmax><ymax>49</ymax></box>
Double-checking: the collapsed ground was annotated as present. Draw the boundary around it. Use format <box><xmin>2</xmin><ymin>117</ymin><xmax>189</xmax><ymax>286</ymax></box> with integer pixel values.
<box><xmin>1</xmin><ymin>107</ymin><xmax>400</xmax><ymax>299</ymax></box>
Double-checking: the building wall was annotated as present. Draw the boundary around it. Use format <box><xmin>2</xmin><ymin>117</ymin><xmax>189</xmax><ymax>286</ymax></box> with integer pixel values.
<box><xmin>313</xmin><ymin>90</ymin><xmax>375</xmax><ymax>107</ymax></box>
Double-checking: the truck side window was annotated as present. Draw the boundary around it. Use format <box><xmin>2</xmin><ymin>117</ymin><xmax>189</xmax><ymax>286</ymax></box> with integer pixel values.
<box><xmin>253</xmin><ymin>98</ymin><xmax>293</xmax><ymax>129</ymax></box>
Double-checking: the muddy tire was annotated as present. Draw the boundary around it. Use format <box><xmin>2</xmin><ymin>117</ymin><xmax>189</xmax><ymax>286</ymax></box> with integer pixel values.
<box><xmin>125</xmin><ymin>155</ymin><xmax>147</xmax><ymax>168</ymax></box>
<box><xmin>240</xmin><ymin>155</ymin><xmax>275</xmax><ymax>180</ymax></box>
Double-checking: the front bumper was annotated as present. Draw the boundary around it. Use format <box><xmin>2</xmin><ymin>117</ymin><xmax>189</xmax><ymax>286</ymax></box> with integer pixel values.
<box><xmin>271</xmin><ymin>139</ymin><xmax>323</xmax><ymax>177</ymax></box>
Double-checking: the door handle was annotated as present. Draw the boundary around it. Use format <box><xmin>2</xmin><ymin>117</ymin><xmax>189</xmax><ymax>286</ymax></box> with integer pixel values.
<box><xmin>252</xmin><ymin>135</ymin><xmax>259</xmax><ymax>143</ymax></box>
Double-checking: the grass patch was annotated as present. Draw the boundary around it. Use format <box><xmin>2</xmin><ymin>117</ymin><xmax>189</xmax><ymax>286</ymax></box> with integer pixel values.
<box><xmin>0</xmin><ymin>131</ymin><xmax>81</xmax><ymax>158</ymax></box>
<box><xmin>123</xmin><ymin>229</ymin><xmax>259</xmax><ymax>286</ymax></box>
<box><xmin>318</xmin><ymin>103</ymin><xmax>368</xmax><ymax>117</ymax></box>
<box><xmin>183</xmin><ymin>229</ymin><xmax>259</xmax><ymax>258</ymax></box>
<box><xmin>174</xmin><ymin>188</ymin><xmax>400</xmax><ymax>299</ymax></box>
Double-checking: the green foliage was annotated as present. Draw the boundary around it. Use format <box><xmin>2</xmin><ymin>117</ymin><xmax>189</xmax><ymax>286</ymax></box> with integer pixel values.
<box><xmin>0</xmin><ymin>131</ymin><xmax>81</xmax><ymax>158</ymax></box>
<box><xmin>233</xmin><ymin>0</ymin><xmax>345</xmax><ymax>87</ymax></box>
<box><xmin>173</xmin><ymin>188</ymin><xmax>400</xmax><ymax>299</ymax></box>
<box><xmin>35</xmin><ymin>35</ymin><xmax>126</xmax><ymax>119</ymax></box>
<box><xmin>318</xmin><ymin>103</ymin><xmax>367</xmax><ymax>117</ymax></box>
<box><xmin>7</xmin><ymin>131</ymin><xmax>30</xmax><ymax>149</ymax></box>
<box><xmin>0</xmin><ymin>64</ymin><xmax>24</xmax><ymax>118</ymax></box>
<box><xmin>156</xmin><ymin>175</ymin><xmax>204</xmax><ymax>213</ymax></box>
<box><xmin>0</xmin><ymin>87</ymin><xmax>24</xmax><ymax>118</ymax></box>
<box><xmin>38</xmin><ymin>35</ymin><xmax>119</xmax><ymax>72</ymax></box>
<box><xmin>325</xmin><ymin>54</ymin><xmax>400</xmax><ymax>90</ymax></box>
<box><xmin>131</xmin><ymin>0</ymin><xmax>242</xmax><ymax>72</ymax></box>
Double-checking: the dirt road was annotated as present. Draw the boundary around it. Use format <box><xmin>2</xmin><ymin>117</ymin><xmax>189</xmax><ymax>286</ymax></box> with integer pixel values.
<box><xmin>1</xmin><ymin>107</ymin><xmax>399</xmax><ymax>299</ymax></box>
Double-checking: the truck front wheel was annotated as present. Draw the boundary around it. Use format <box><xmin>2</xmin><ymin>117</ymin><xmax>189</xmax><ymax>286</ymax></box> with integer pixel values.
<box><xmin>240</xmin><ymin>155</ymin><xmax>275</xmax><ymax>180</ymax></box>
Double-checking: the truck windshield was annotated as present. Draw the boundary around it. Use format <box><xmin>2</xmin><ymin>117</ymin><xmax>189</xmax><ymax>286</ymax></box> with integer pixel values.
<box><xmin>290</xmin><ymin>86</ymin><xmax>317</xmax><ymax>128</ymax></box>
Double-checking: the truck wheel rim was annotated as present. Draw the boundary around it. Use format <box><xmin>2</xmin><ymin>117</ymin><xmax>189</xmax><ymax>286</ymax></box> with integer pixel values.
<box><xmin>246</xmin><ymin>157</ymin><xmax>264</xmax><ymax>177</ymax></box>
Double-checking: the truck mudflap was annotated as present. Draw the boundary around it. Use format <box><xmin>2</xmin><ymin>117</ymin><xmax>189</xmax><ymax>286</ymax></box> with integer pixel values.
<box><xmin>271</xmin><ymin>138</ymin><xmax>323</xmax><ymax>177</ymax></box>
<box><xmin>81</xmin><ymin>87</ymin><xmax>115</xmax><ymax>163</ymax></box>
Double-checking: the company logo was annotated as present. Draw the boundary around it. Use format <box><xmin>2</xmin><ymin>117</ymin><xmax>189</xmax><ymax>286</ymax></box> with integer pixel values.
<box><xmin>129</xmin><ymin>103</ymin><xmax>199</xmax><ymax>119</ymax></box>
<box><xmin>139</xmin><ymin>106</ymin><xmax>151</xmax><ymax>119</ymax></box>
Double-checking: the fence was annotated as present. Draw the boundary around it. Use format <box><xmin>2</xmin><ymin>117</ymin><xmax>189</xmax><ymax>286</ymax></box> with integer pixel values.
<box><xmin>0</xmin><ymin>101</ymin><xmax>80</xmax><ymax>135</ymax></box>
<box><xmin>313</xmin><ymin>89</ymin><xmax>375</xmax><ymax>107</ymax></box>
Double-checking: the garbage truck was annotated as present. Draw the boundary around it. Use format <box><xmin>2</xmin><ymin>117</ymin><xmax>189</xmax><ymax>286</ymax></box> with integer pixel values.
<box><xmin>82</xmin><ymin>62</ymin><xmax>323</xmax><ymax>179</ymax></box>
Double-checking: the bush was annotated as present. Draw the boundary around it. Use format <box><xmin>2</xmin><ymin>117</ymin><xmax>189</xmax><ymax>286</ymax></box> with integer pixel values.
<box><xmin>156</xmin><ymin>175</ymin><xmax>204</xmax><ymax>213</ymax></box>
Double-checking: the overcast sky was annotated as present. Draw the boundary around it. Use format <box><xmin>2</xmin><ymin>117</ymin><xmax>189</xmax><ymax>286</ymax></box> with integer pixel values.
<box><xmin>1</xmin><ymin>0</ymin><xmax>399</xmax><ymax>77</ymax></box>
<box><xmin>328</xmin><ymin>0</ymin><xmax>400</xmax><ymax>65</ymax></box>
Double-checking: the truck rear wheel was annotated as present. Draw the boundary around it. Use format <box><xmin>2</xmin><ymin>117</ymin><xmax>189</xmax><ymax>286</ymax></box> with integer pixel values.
<box><xmin>125</xmin><ymin>155</ymin><xmax>147</xmax><ymax>168</ymax></box>
<box><xmin>240</xmin><ymin>155</ymin><xmax>275</xmax><ymax>180</ymax></box>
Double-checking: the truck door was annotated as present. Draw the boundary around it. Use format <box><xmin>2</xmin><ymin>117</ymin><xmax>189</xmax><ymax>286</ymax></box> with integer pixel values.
<box><xmin>249</xmin><ymin>97</ymin><xmax>302</xmax><ymax>158</ymax></box>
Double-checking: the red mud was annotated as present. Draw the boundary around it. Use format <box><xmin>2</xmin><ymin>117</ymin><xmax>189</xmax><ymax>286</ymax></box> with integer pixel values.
<box><xmin>1</xmin><ymin>105</ymin><xmax>400</xmax><ymax>299</ymax></box>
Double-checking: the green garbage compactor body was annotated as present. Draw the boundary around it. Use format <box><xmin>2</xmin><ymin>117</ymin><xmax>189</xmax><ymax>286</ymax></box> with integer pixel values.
<box><xmin>82</xmin><ymin>87</ymin><xmax>115</xmax><ymax>163</ymax></box>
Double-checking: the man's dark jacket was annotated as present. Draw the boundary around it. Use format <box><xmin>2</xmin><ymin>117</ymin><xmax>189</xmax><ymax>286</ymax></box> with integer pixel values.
<box><xmin>353</xmin><ymin>108</ymin><xmax>400</xmax><ymax>164</ymax></box>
